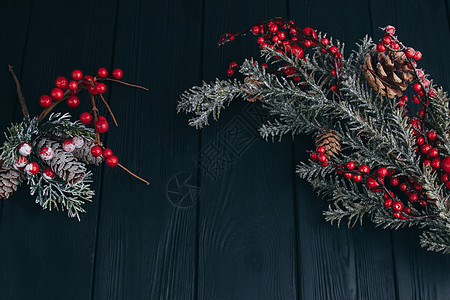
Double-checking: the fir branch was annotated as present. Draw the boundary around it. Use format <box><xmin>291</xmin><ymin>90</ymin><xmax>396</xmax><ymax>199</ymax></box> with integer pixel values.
<box><xmin>39</xmin><ymin>112</ymin><xmax>96</xmax><ymax>140</ymax></box>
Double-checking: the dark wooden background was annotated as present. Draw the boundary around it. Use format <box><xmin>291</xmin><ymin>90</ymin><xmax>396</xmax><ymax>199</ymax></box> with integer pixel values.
<box><xmin>0</xmin><ymin>0</ymin><xmax>449</xmax><ymax>299</ymax></box>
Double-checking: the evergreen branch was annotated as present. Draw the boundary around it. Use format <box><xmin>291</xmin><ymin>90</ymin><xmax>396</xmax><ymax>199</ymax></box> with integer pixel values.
<box><xmin>39</xmin><ymin>113</ymin><xmax>96</xmax><ymax>140</ymax></box>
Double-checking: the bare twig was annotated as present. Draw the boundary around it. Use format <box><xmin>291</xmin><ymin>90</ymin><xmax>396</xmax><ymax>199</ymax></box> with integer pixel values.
<box><xmin>118</xmin><ymin>163</ymin><xmax>150</xmax><ymax>185</ymax></box>
<box><xmin>8</xmin><ymin>65</ymin><xmax>29</xmax><ymax>117</ymax></box>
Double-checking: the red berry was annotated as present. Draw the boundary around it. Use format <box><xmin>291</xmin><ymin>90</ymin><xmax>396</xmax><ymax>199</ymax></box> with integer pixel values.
<box><xmin>377</xmin><ymin>43</ymin><xmax>386</xmax><ymax>52</ymax></box>
<box><xmin>68</xmin><ymin>80</ymin><xmax>79</xmax><ymax>90</ymax></box>
<box><xmin>66</xmin><ymin>95</ymin><xmax>80</xmax><ymax>108</ymax></box>
<box><xmin>106</xmin><ymin>155</ymin><xmax>119</xmax><ymax>167</ymax></box>
<box><xmin>441</xmin><ymin>157</ymin><xmax>450</xmax><ymax>173</ymax></box>
<box><xmin>330</xmin><ymin>85</ymin><xmax>337</xmax><ymax>91</ymax></box>
<box><xmin>88</xmin><ymin>84</ymin><xmax>99</xmax><ymax>95</ymax></box>
<box><xmin>393</xmin><ymin>212</ymin><xmax>401</xmax><ymax>219</ymax></box>
<box><xmin>302</xmin><ymin>27</ymin><xmax>317</xmax><ymax>41</ymax></box>
<box><xmin>421</xmin><ymin>144</ymin><xmax>431</xmax><ymax>154</ymax></box>
<box><xmin>420</xmin><ymin>200</ymin><xmax>427</xmax><ymax>206</ymax></box>
<box><xmin>358</xmin><ymin>165</ymin><xmax>370</xmax><ymax>174</ymax></box>
<box><xmin>97</xmin><ymin>68</ymin><xmax>108</xmax><ymax>78</ymax></box>
<box><xmin>98</xmin><ymin>116</ymin><xmax>106</xmax><ymax>121</ymax></box>
<box><xmin>428</xmin><ymin>148</ymin><xmax>438</xmax><ymax>157</ymax></box>
<box><xmin>55</xmin><ymin>76</ymin><xmax>68</xmax><ymax>89</ymax></box>
<box><xmin>408</xmin><ymin>193</ymin><xmax>418</xmax><ymax>203</ymax></box>
<box><xmin>427</xmin><ymin>130</ymin><xmax>437</xmax><ymax>141</ymax></box>
<box><xmin>24</xmin><ymin>162</ymin><xmax>39</xmax><ymax>175</ymax></box>
<box><xmin>331</xmin><ymin>69</ymin><xmax>336</xmax><ymax>76</ymax></box>
<box><xmin>102</xmin><ymin>148</ymin><xmax>113</xmax><ymax>158</ymax></box>
<box><xmin>390</xmin><ymin>177</ymin><xmax>399</xmax><ymax>186</ymax></box>
<box><xmin>377</xmin><ymin>167</ymin><xmax>388</xmax><ymax>177</ymax></box>
<box><xmin>71</xmin><ymin>70</ymin><xmax>83</xmax><ymax>80</ymax></box>
<box><xmin>251</xmin><ymin>26</ymin><xmax>260</xmax><ymax>35</ymax></box>
<box><xmin>405</xmin><ymin>47</ymin><xmax>415</xmax><ymax>58</ymax></box>
<box><xmin>429</xmin><ymin>89</ymin><xmax>437</xmax><ymax>97</ymax></box>
<box><xmin>50</xmin><ymin>88</ymin><xmax>64</xmax><ymax>100</ymax></box>
<box><xmin>346</xmin><ymin>161</ymin><xmax>355</xmax><ymax>170</ymax></box>
<box><xmin>320</xmin><ymin>162</ymin><xmax>329</xmax><ymax>167</ymax></box>
<box><xmin>392</xmin><ymin>201</ymin><xmax>403</xmax><ymax>212</ymax></box>
<box><xmin>422</xmin><ymin>78</ymin><xmax>430</xmax><ymax>88</ymax></box>
<box><xmin>385</xmin><ymin>25</ymin><xmax>395</xmax><ymax>35</ymax></box>
<box><xmin>257</xmin><ymin>37</ymin><xmax>265</xmax><ymax>44</ymax></box>
<box><xmin>413</xmin><ymin>83</ymin><xmax>422</xmax><ymax>92</ymax></box>
<box><xmin>277</xmin><ymin>31</ymin><xmax>286</xmax><ymax>40</ymax></box>
<box><xmin>330</xmin><ymin>46</ymin><xmax>338</xmax><ymax>53</ymax></box>
<box><xmin>290</xmin><ymin>28</ymin><xmax>297</xmax><ymax>35</ymax></box>
<box><xmin>229</xmin><ymin>62</ymin><xmax>238</xmax><ymax>69</ymax></box>
<box><xmin>423</xmin><ymin>160</ymin><xmax>431</xmax><ymax>167</ymax></box>
<box><xmin>95</xmin><ymin>120</ymin><xmax>109</xmax><ymax>133</ymax></box>
<box><xmin>261</xmin><ymin>63</ymin><xmax>268</xmax><ymax>69</ymax></box>
<box><xmin>384</xmin><ymin>199</ymin><xmax>393</xmax><ymax>208</ymax></box>
<box><xmin>226</xmin><ymin>69</ymin><xmax>234</xmax><ymax>77</ymax></box>
<box><xmin>413</xmin><ymin>95</ymin><xmax>420</xmax><ymax>104</ymax></box>
<box><xmin>39</xmin><ymin>95</ymin><xmax>52</xmax><ymax>108</ymax></box>
<box><xmin>96</xmin><ymin>82</ymin><xmax>107</xmax><ymax>94</ymax></box>
<box><xmin>43</xmin><ymin>167</ymin><xmax>55</xmax><ymax>180</ymax></box>
<box><xmin>417</xmin><ymin>69</ymin><xmax>425</xmax><ymax>79</ymax></box>
<box><xmin>80</xmin><ymin>112</ymin><xmax>93</xmax><ymax>125</ymax></box>
<box><xmin>441</xmin><ymin>174</ymin><xmax>449</xmax><ymax>182</ymax></box>
<box><xmin>416</xmin><ymin>136</ymin><xmax>424</xmax><ymax>145</ymax></box>
<box><xmin>352</xmin><ymin>174</ymin><xmax>362</xmax><ymax>182</ymax></box>
<box><xmin>318</xmin><ymin>154</ymin><xmax>327</xmax><ymax>163</ymax></box>
<box><xmin>310</xmin><ymin>152</ymin><xmax>318</xmax><ymax>161</ymax></box>
<box><xmin>112</xmin><ymin>69</ymin><xmax>123</xmax><ymax>79</ymax></box>
<box><xmin>91</xmin><ymin>146</ymin><xmax>102</xmax><ymax>157</ymax></box>
<box><xmin>366</xmin><ymin>177</ymin><xmax>381</xmax><ymax>191</ymax></box>
<box><xmin>321</xmin><ymin>38</ymin><xmax>329</xmax><ymax>45</ymax></box>
<box><xmin>344</xmin><ymin>172</ymin><xmax>352</xmax><ymax>179</ymax></box>
<box><xmin>446</xmin><ymin>181</ymin><xmax>450</xmax><ymax>189</ymax></box>
<box><xmin>390</xmin><ymin>42</ymin><xmax>399</xmax><ymax>49</ymax></box>
<box><xmin>399</xmin><ymin>183</ymin><xmax>407</xmax><ymax>191</ymax></box>
<box><xmin>272</xmin><ymin>35</ymin><xmax>279</xmax><ymax>43</ymax></box>
<box><xmin>317</xmin><ymin>146</ymin><xmax>325</xmax><ymax>153</ymax></box>
<box><xmin>431</xmin><ymin>158</ymin><xmax>441</xmax><ymax>169</ymax></box>
<box><xmin>269</xmin><ymin>24</ymin><xmax>278</xmax><ymax>33</ymax></box>
<box><xmin>404</xmin><ymin>207</ymin><xmax>412</xmax><ymax>214</ymax></box>
<box><xmin>382</xmin><ymin>36</ymin><xmax>391</xmax><ymax>45</ymax></box>
<box><xmin>291</xmin><ymin>44</ymin><xmax>304</xmax><ymax>59</ymax></box>
<box><xmin>414</xmin><ymin>51</ymin><xmax>422</xmax><ymax>61</ymax></box>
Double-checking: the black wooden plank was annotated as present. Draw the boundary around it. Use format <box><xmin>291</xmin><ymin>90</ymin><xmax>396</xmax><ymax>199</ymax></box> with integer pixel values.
<box><xmin>0</xmin><ymin>1</ymin><xmax>117</xmax><ymax>299</ymax></box>
<box><xmin>369</xmin><ymin>1</ymin><xmax>450</xmax><ymax>299</ymax></box>
<box><xmin>198</xmin><ymin>1</ymin><xmax>298</xmax><ymax>299</ymax></box>
<box><xmin>289</xmin><ymin>1</ymin><xmax>396</xmax><ymax>299</ymax></box>
<box><xmin>91</xmin><ymin>0</ymin><xmax>203</xmax><ymax>299</ymax></box>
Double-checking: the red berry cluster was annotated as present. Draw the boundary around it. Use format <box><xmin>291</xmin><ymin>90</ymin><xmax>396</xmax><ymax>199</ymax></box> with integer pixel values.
<box><xmin>38</xmin><ymin>67</ymin><xmax>126</xmax><ymax>168</ymax></box>
<box><xmin>220</xmin><ymin>18</ymin><xmax>343</xmax><ymax>94</ymax></box>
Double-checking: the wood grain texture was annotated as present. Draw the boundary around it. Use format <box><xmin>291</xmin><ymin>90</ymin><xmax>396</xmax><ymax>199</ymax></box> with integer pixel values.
<box><xmin>0</xmin><ymin>1</ymin><xmax>117</xmax><ymax>299</ymax></box>
<box><xmin>289</xmin><ymin>1</ymin><xmax>397</xmax><ymax>299</ymax></box>
<box><xmin>197</xmin><ymin>1</ymin><xmax>298</xmax><ymax>299</ymax></box>
<box><xmin>91</xmin><ymin>0</ymin><xmax>203</xmax><ymax>299</ymax></box>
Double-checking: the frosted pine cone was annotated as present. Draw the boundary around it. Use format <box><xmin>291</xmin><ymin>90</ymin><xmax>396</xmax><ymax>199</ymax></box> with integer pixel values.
<box><xmin>72</xmin><ymin>139</ymin><xmax>102</xmax><ymax>165</ymax></box>
<box><xmin>0</xmin><ymin>162</ymin><xmax>24</xmax><ymax>199</ymax></box>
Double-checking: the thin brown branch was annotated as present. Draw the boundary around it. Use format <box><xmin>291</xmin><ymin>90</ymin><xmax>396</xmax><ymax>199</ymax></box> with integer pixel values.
<box><xmin>8</xmin><ymin>65</ymin><xmax>29</xmax><ymax>117</ymax></box>
<box><xmin>118</xmin><ymin>163</ymin><xmax>150</xmax><ymax>185</ymax></box>
<box><xmin>98</xmin><ymin>93</ymin><xmax>118</xmax><ymax>126</ymax></box>
<box><xmin>38</xmin><ymin>89</ymin><xmax>72</xmax><ymax>123</ymax></box>
<box><xmin>102</xmin><ymin>78</ymin><xmax>149</xmax><ymax>91</ymax></box>
<box><xmin>90</xmin><ymin>94</ymin><xmax>102</xmax><ymax>146</ymax></box>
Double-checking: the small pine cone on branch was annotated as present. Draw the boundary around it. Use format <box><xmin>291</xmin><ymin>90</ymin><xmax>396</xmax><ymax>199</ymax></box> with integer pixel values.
<box><xmin>72</xmin><ymin>140</ymin><xmax>102</xmax><ymax>166</ymax></box>
<box><xmin>33</xmin><ymin>137</ymin><xmax>87</xmax><ymax>185</ymax></box>
<box><xmin>363</xmin><ymin>47</ymin><xmax>414</xmax><ymax>98</ymax></box>
<box><xmin>0</xmin><ymin>162</ymin><xmax>24</xmax><ymax>199</ymax></box>
<box><xmin>242</xmin><ymin>76</ymin><xmax>264</xmax><ymax>102</ymax></box>
<box><xmin>315</xmin><ymin>129</ymin><xmax>341</xmax><ymax>157</ymax></box>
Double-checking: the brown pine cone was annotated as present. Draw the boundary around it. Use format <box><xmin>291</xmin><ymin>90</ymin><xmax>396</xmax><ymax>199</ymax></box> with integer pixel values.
<box><xmin>363</xmin><ymin>47</ymin><xmax>414</xmax><ymax>99</ymax></box>
<box><xmin>33</xmin><ymin>137</ymin><xmax>87</xmax><ymax>185</ymax></box>
<box><xmin>315</xmin><ymin>130</ymin><xmax>341</xmax><ymax>157</ymax></box>
<box><xmin>242</xmin><ymin>76</ymin><xmax>264</xmax><ymax>102</ymax></box>
<box><xmin>72</xmin><ymin>139</ymin><xmax>102</xmax><ymax>166</ymax></box>
<box><xmin>0</xmin><ymin>162</ymin><xmax>24</xmax><ymax>199</ymax></box>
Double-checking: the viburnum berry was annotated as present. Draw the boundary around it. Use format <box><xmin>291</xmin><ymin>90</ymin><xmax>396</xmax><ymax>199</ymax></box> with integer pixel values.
<box><xmin>423</xmin><ymin>160</ymin><xmax>431</xmax><ymax>167</ymax></box>
<box><xmin>393</xmin><ymin>212</ymin><xmax>401</xmax><ymax>218</ymax></box>
<box><xmin>39</xmin><ymin>95</ymin><xmax>52</xmax><ymax>108</ymax></box>
<box><xmin>428</xmin><ymin>148</ymin><xmax>438</xmax><ymax>157</ymax></box>
<box><xmin>392</xmin><ymin>201</ymin><xmax>403</xmax><ymax>212</ymax></box>
<box><xmin>416</xmin><ymin>136</ymin><xmax>424</xmax><ymax>145</ymax></box>
<box><xmin>399</xmin><ymin>183</ymin><xmax>407</xmax><ymax>191</ymax></box>
<box><xmin>422</xmin><ymin>78</ymin><xmax>430</xmax><ymax>88</ymax></box>
<box><xmin>417</xmin><ymin>69</ymin><xmax>425</xmax><ymax>79</ymax></box>
<box><xmin>95</xmin><ymin>119</ymin><xmax>109</xmax><ymax>133</ymax></box>
<box><xmin>408</xmin><ymin>193</ymin><xmax>418</xmax><ymax>203</ymax></box>
<box><xmin>377</xmin><ymin>167</ymin><xmax>388</xmax><ymax>177</ymax></box>
<box><xmin>67</xmin><ymin>95</ymin><xmax>80</xmax><ymax>108</ymax></box>
<box><xmin>251</xmin><ymin>26</ymin><xmax>260</xmax><ymax>35</ymax></box>
<box><xmin>318</xmin><ymin>154</ymin><xmax>327</xmax><ymax>163</ymax></box>
<box><xmin>91</xmin><ymin>145</ymin><xmax>102</xmax><ymax>157</ymax></box>
<box><xmin>377</xmin><ymin>43</ymin><xmax>386</xmax><ymax>52</ymax></box>
<box><xmin>14</xmin><ymin>156</ymin><xmax>27</xmax><ymax>170</ymax></box>
<box><xmin>390</xmin><ymin>177</ymin><xmax>399</xmax><ymax>186</ymax></box>
<box><xmin>50</xmin><ymin>88</ymin><xmax>64</xmax><ymax>100</ymax></box>
<box><xmin>257</xmin><ymin>37</ymin><xmax>265</xmax><ymax>44</ymax></box>
<box><xmin>366</xmin><ymin>177</ymin><xmax>380</xmax><ymax>191</ymax></box>
<box><xmin>429</xmin><ymin>89</ymin><xmax>437</xmax><ymax>97</ymax></box>
<box><xmin>302</xmin><ymin>27</ymin><xmax>318</xmax><ymax>42</ymax></box>
<box><xmin>43</xmin><ymin>168</ymin><xmax>55</xmax><ymax>180</ymax></box>
<box><xmin>277</xmin><ymin>31</ymin><xmax>286</xmax><ymax>40</ymax></box>
<box><xmin>441</xmin><ymin>174</ymin><xmax>449</xmax><ymax>182</ymax></box>
<box><xmin>413</xmin><ymin>95</ymin><xmax>420</xmax><ymax>104</ymax></box>
<box><xmin>112</xmin><ymin>69</ymin><xmax>123</xmax><ymax>79</ymax></box>
<box><xmin>431</xmin><ymin>158</ymin><xmax>441</xmax><ymax>169</ymax></box>
<box><xmin>317</xmin><ymin>146</ymin><xmax>326</xmax><ymax>153</ymax></box>
<box><xmin>385</xmin><ymin>25</ymin><xmax>395</xmax><ymax>35</ymax></box>
<box><xmin>96</xmin><ymin>82</ymin><xmax>107</xmax><ymax>94</ymax></box>
<box><xmin>427</xmin><ymin>130</ymin><xmax>437</xmax><ymax>141</ymax></box>
<box><xmin>272</xmin><ymin>35</ymin><xmax>279</xmax><ymax>43</ymax></box>
<box><xmin>97</xmin><ymin>68</ymin><xmax>108</xmax><ymax>78</ymax></box>
<box><xmin>55</xmin><ymin>76</ymin><xmax>68</xmax><ymax>89</ymax></box>
<box><xmin>310</xmin><ymin>152</ymin><xmax>318</xmax><ymax>161</ymax></box>
<box><xmin>405</xmin><ymin>47</ymin><xmax>415</xmax><ymax>58</ymax></box>
<box><xmin>71</xmin><ymin>70</ymin><xmax>83</xmax><ymax>80</ymax></box>
<box><xmin>382</xmin><ymin>36</ymin><xmax>391</xmax><ymax>45</ymax></box>
<box><xmin>358</xmin><ymin>165</ymin><xmax>369</xmax><ymax>174</ymax></box>
<box><xmin>39</xmin><ymin>146</ymin><xmax>54</xmax><ymax>161</ymax></box>
<box><xmin>102</xmin><ymin>148</ymin><xmax>113</xmax><ymax>158</ymax></box>
<box><xmin>291</xmin><ymin>44</ymin><xmax>304</xmax><ymax>59</ymax></box>
<box><xmin>352</xmin><ymin>174</ymin><xmax>362</xmax><ymax>182</ymax></box>
<box><xmin>390</xmin><ymin>42</ymin><xmax>399</xmax><ymax>49</ymax></box>
<box><xmin>420</xmin><ymin>200</ymin><xmax>427</xmax><ymax>206</ymax></box>
<box><xmin>88</xmin><ymin>84</ymin><xmax>99</xmax><ymax>95</ymax></box>
<box><xmin>344</xmin><ymin>172</ymin><xmax>352</xmax><ymax>179</ymax></box>
<box><xmin>98</xmin><ymin>116</ymin><xmax>106</xmax><ymax>121</ymax></box>
<box><xmin>330</xmin><ymin>85</ymin><xmax>337</xmax><ymax>91</ymax></box>
<box><xmin>441</xmin><ymin>157</ymin><xmax>450</xmax><ymax>173</ymax></box>
<box><xmin>421</xmin><ymin>144</ymin><xmax>431</xmax><ymax>154</ymax></box>
<box><xmin>68</xmin><ymin>80</ymin><xmax>79</xmax><ymax>90</ymax></box>
<box><xmin>413</xmin><ymin>83</ymin><xmax>422</xmax><ymax>92</ymax></box>
<box><xmin>320</xmin><ymin>162</ymin><xmax>329</xmax><ymax>167</ymax></box>
<box><xmin>80</xmin><ymin>112</ymin><xmax>93</xmax><ymax>125</ymax></box>
<box><xmin>329</xmin><ymin>46</ymin><xmax>338</xmax><ymax>53</ymax></box>
<box><xmin>62</xmin><ymin>140</ymin><xmax>76</xmax><ymax>152</ymax></box>
<box><xmin>414</xmin><ymin>51</ymin><xmax>422</xmax><ymax>61</ymax></box>
<box><xmin>331</xmin><ymin>69</ymin><xmax>336</xmax><ymax>76</ymax></box>
<box><xmin>25</xmin><ymin>162</ymin><xmax>39</xmax><ymax>176</ymax></box>
<box><xmin>229</xmin><ymin>62</ymin><xmax>238</xmax><ymax>69</ymax></box>
<box><xmin>106</xmin><ymin>155</ymin><xmax>119</xmax><ymax>167</ymax></box>
<box><xmin>418</xmin><ymin>109</ymin><xmax>424</xmax><ymax>117</ymax></box>
<box><xmin>446</xmin><ymin>181</ymin><xmax>450</xmax><ymax>189</ymax></box>
<box><xmin>269</xmin><ymin>24</ymin><xmax>278</xmax><ymax>33</ymax></box>
<box><xmin>346</xmin><ymin>161</ymin><xmax>355</xmax><ymax>170</ymax></box>
<box><xmin>384</xmin><ymin>198</ymin><xmax>393</xmax><ymax>208</ymax></box>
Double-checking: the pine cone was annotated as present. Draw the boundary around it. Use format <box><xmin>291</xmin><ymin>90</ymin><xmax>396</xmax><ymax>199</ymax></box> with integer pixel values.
<box><xmin>363</xmin><ymin>47</ymin><xmax>414</xmax><ymax>99</ymax></box>
<box><xmin>0</xmin><ymin>162</ymin><xmax>24</xmax><ymax>199</ymax></box>
<box><xmin>315</xmin><ymin>130</ymin><xmax>341</xmax><ymax>157</ymax></box>
<box><xmin>33</xmin><ymin>137</ymin><xmax>87</xmax><ymax>185</ymax></box>
<box><xmin>72</xmin><ymin>140</ymin><xmax>102</xmax><ymax>166</ymax></box>
<box><xmin>242</xmin><ymin>76</ymin><xmax>264</xmax><ymax>102</ymax></box>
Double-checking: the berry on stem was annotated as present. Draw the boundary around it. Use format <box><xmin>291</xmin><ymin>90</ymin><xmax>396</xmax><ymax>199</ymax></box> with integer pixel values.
<box><xmin>25</xmin><ymin>162</ymin><xmax>39</xmax><ymax>176</ymax></box>
<box><xmin>68</xmin><ymin>80</ymin><xmax>79</xmax><ymax>90</ymax></box>
<box><xmin>97</xmin><ymin>68</ymin><xmax>108</xmax><ymax>78</ymax></box>
<box><xmin>96</xmin><ymin>82</ymin><xmax>107</xmax><ymax>94</ymax></box>
<box><xmin>43</xmin><ymin>168</ymin><xmax>55</xmax><ymax>180</ymax></box>
<box><xmin>106</xmin><ymin>155</ymin><xmax>119</xmax><ymax>167</ymax></box>
<box><xmin>55</xmin><ymin>76</ymin><xmax>68</xmax><ymax>89</ymax></box>
<box><xmin>50</xmin><ymin>88</ymin><xmax>64</xmax><ymax>100</ymax></box>
<box><xmin>67</xmin><ymin>96</ymin><xmax>80</xmax><ymax>108</ymax></box>
<box><xmin>95</xmin><ymin>119</ymin><xmax>109</xmax><ymax>133</ymax></box>
<box><xmin>91</xmin><ymin>146</ymin><xmax>102</xmax><ymax>157</ymax></box>
<box><xmin>71</xmin><ymin>70</ymin><xmax>83</xmax><ymax>81</ymax></box>
<box><xmin>358</xmin><ymin>165</ymin><xmax>369</xmax><ymax>174</ymax></box>
<box><xmin>39</xmin><ymin>95</ymin><xmax>52</xmax><ymax>108</ymax></box>
<box><xmin>112</xmin><ymin>69</ymin><xmax>123</xmax><ymax>79</ymax></box>
<box><xmin>80</xmin><ymin>112</ymin><xmax>93</xmax><ymax>125</ymax></box>
<box><xmin>103</xmin><ymin>148</ymin><xmax>113</xmax><ymax>158</ymax></box>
